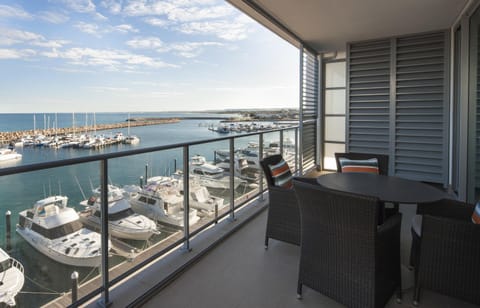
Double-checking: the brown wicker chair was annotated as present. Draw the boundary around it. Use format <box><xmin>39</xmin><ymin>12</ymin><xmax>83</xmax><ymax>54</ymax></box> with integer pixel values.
<box><xmin>412</xmin><ymin>199</ymin><xmax>480</xmax><ymax>306</ymax></box>
<box><xmin>293</xmin><ymin>177</ymin><xmax>402</xmax><ymax>307</ymax></box>
<box><xmin>260</xmin><ymin>154</ymin><xmax>300</xmax><ymax>247</ymax></box>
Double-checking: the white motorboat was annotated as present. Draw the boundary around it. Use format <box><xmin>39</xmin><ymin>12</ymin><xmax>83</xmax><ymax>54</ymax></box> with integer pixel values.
<box><xmin>0</xmin><ymin>149</ymin><xmax>21</xmax><ymax>162</ymax></box>
<box><xmin>0</xmin><ymin>248</ymin><xmax>24</xmax><ymax>307</ymax></box>
<box><xmin>127</xmin><ymin>177</ymin><xmax>200</xmax><ymax>228</ymax></box>
<box><xmin>175</xmin><ymin>155</ymin><xmax>244</xmax><ymax>190</ymax></box>
<box><xmin>147</xmin><ymin>176</ymin><xmax>225</xmax><ymax>213</ymax></box>
<box><xmin>188</xmin><ymin>182</ymin><xmax>225</xmax><ymax>213</ymax></box>
<box><xmin>17</xmin><ymin>196</ymin><xmax>105</xmax><ymax>267</ymax></box>
<box><xmin>124</xmin><ymin>135</ymin><xmax>140</xmax><ymax>145</ymax></box>
<box><xmin>80</xmin><ymin>185</ymin><xmax>159</xmax><ymax>241</ymax></box>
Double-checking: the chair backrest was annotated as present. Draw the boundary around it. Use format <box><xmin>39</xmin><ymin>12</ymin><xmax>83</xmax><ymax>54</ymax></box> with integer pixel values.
<box><xmin>260</xmin><ymin>154</ymin><xmax>285</xmax><ymax>188</ymax></box>
<box><xmin>293</xmin><ymin>177</ymin><xmax>380</xmax><ymax>245</ymax></box>
<box><xmin>334</xmin><ymin>152</ymin><xmax>389</xmax><ymax>175</ymax></box>
<box><xmin>417</xmin><ymin>198</ymin><xmax>474</xmax><ymax>221</ymax></box>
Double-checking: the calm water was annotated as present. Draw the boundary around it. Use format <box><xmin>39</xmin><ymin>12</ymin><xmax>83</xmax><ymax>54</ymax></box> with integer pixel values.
<box><xmin>0</xmin><ymin>112</ymin><xmax>289</xmax><ymax>307</ymax></box>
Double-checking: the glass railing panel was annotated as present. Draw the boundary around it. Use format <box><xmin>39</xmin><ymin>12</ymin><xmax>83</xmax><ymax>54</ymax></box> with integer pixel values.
<box><xmin>105</xmin><ymin>148</ymin><xmax>185</xmax><ymax>284</ymax></box>
<box><xmin>282</xmin><ymin>128</ymin><xmax>298</xmax><ymax>173</ymax></box>
<box><xmin>263</xmin><ymin>131</ymin><xmax>281</xmax><ymax>158</ymax></box>
<box><xmin>189</xmin><ymin>140</ymin><xmax>230</xmax><ymax>231</ymax></box>
<box><xmin>233</xmin><ymin>135</ymin><xmax>262</xmax><ymax>209</ymax></box>
<box><xmin>0</xmin><ymin>163</ymin><xmax>103</xmax><ymax>307</ymax></box>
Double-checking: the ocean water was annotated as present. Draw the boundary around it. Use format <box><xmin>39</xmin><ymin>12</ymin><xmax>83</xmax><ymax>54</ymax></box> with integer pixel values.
<box><xmin>0</xmin><ymin>112</ymin><xmax>290</xmax><ymax>307</ymax></box>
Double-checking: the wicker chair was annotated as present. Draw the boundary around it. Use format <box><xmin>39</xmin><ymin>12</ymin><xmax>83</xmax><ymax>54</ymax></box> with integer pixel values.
<box><xmin>293</xmin><ymin>177</ymin><xmax>402</xmax><ymax>308</ymax></box>
<box><xmin>260</xmin><ymin>154</ymin><xmax>300</xmax><ymax>247</ymax></box>
<box><xmin>412</xmin><ymin>199</ymin><xmax>480</xmax><ymax>306</ymax></box>
<box><xmin>334</xmin><ymin>152</ymin><xmax>389</xmax><ymax>175</ymax></box>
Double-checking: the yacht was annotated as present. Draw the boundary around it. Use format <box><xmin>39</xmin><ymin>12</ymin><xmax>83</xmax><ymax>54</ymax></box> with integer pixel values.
<box><xmin>0</xmin><ymin>248</ymin><xmax>24</xmax><ymax>307</ymax></box>
<box><xmin>17</xmin><ymin>196</ymin><xmax>105</xmax><ymax>267</ymax></box>
<box><xmin>0</xmin><ymin>149</ymin><xmax>22</xmax><ymax>162</ymax></box>
<box><xmin>127</xmin><ymin>177</ymin><xmax>200</xmax><ymax>228</ymax></box>
<box><xmin>79</xmin><ymin>185</ymin><xmax>159</xmax><ymax>241</ymax></box>
<box><xmin>175</xmin><ymin>155</ymin><xmax>244</xmax><ymax>190</ymax></box>
<box><xmin>124</xmin><ymin>135</ymin><xmax>140</xmax><ymax>145</ymax></box>
<box><xmin>188</xmin><ymin>182</ymin><xmax>225</xmax><ymax>213</ymax></box>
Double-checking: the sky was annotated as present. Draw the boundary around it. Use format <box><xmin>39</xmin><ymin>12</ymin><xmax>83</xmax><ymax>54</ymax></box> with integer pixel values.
<box><xmin>0</xmin><ymin>0</ymin><xmax>299</xmax><ymax>113</ymax></box>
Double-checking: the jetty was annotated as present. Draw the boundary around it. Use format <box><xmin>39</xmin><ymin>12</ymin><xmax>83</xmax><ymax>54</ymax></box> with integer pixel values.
<box><xmin>0</xmin><ymin>118</ymin><xmax>180</xmax><ymax>145</ymax></box>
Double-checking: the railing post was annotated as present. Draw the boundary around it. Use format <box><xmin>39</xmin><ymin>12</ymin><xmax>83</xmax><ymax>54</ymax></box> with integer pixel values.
<box><xmin>182</xmin><ymin>145</ymin><xmax>191</xmax><ymax>251</ymax></box>
<box><xmin>279</xmin><ymin>130</ymin><xmax>284</xmax><ymax>156</ymax></box>
<box><xmin>295</xmin><ymin>127</ymin><xmax>299</xmax><ymax>174</ymax></box>
<box><xmin>98</xmin><ymin>159</ymin><xmax>110</xmax><ymax>307</ymax></box>
<box><xmin>228</xmin><ymin>138</ymin><xmax>235</xmax><ymax>222</ymax></box>
<box><xmin>259</xmin><ymin>133</ymin><xmax>264</xmax><ymax>200</ymax></box>
<box><xmin>71</xmin><ymin>271</ymin><xmax>79</xmax><ymax>304</ymax></box>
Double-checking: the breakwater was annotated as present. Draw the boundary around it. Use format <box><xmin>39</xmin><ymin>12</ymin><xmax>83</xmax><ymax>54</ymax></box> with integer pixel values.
<box><xmin>0</xmin><ymin>117</ymin><xmax>180</xmax><ymax>144</ymax></box>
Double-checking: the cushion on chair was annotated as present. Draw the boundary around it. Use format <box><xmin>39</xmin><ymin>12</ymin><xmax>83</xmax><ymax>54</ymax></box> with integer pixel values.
<box><xmin>338</xmin><ymin>157</ymin><xmax>379</xmax><ymax>174</ymax></box>
<box><xmin>472</xmin><ymin>201</ymin><xmax>480</xmax><ymax>224</ymax></box>
<box><xmin>268</xmin><ymin>159</ymin><xmax>293</xmax><ymax>189</ymax></box>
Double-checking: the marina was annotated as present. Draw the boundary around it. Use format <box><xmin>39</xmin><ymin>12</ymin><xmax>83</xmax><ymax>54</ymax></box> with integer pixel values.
<box><xmin>0</xmin><ymin>112</ymin><xmax>297</xmax><ymax>307</ymax></box>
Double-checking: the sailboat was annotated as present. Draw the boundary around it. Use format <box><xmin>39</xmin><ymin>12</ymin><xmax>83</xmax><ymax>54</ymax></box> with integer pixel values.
<box><xmin>124</xmin><ymin>114</ymin><xmax>140</xmax><ymax>145</ymax></box>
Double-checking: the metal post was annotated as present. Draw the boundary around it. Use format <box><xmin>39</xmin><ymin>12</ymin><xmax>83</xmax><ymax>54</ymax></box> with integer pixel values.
<box><xmin>279</xmin><ymin>130</ymin><xmax>284</xmax><ymax>156</ymax></box>
<box><xmin>295</xmin><ymin>127</ymin><xmax>299</xmax><ymax>173</ymax></box>
<box><xmin>139</xmin><ymin>176</ymin><xmax>143</xmax><ymax>189</ymax></box>
<box><xmin>98</xmin><ymin>159</ymin><xmax>110</xmax><ymax>307</ymax></box>
<box><xmin>228</xmin><ymin>138</ymin><xmax>235</xmax><ymax>221</ymax></box>
<box><xmin>182</xmin><ymin>145</ymin><xmax>191</xmax><ymax>251</ymax></box>
<box><xmin>71</xmin><ymin>271</ymin><xmax>79</xmax><ymax>304</ymax></box>
<box><xmin>299</xmin><ymin>46</ymin><xmax>304</xmax><ymax>175</ymax></box>
<box><xmin>259</xmin><ymin>133</ymin><xmax>264</xmax><ymax>199</ymax></box>
<box><xmin>173</xmin><ymin>159</ymin><xmax>177</xmax><ymax>173</ymax></box>
<box><xmin>144</xmin><ymin>164</ymin><xmax>148</xmax><ymax>184</ymax></box>
<box><xmin>5</xmin><ymin>210</ymin><xmax>11</xmax><ymax>252</ymax></box>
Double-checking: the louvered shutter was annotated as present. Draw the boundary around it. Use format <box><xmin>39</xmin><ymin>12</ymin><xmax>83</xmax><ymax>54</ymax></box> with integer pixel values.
<box><xmin>347</xmin><ymin>31</ymin><xmax>449</xmax><ymax>184</ymax></box>
<box><xmin>300</xmin><ymin>48</ymin><xmax>319</xmax><ymax>172</ymax></box>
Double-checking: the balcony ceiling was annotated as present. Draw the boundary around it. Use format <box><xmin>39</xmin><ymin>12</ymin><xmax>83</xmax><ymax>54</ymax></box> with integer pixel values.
<box><xmin>228</xmin><ymin>0</ymin><xmax>469</xmax><ymax>53</ymax></box>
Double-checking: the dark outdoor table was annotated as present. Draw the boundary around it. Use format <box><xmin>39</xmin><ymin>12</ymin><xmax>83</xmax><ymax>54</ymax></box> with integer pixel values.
<box><xmin>316</xmin><ymin>173</ymin><xmax>448</xmax><ymax>204</ymax></box>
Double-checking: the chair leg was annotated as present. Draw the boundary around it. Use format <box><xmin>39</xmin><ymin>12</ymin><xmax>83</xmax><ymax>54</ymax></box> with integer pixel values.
<box><xmin>296</xmin><ymin>282</ymin><xmax>302</xmax><ymax>299</ymax></box>
<box><xmin>413</xmin><ymin>283</ymin><xmax>420</xmax><ymax>306</ymax></box>
<box><xmin>264</xmin><ymin>236</ymin><xmax>269</xmax><ymax>249</ymax></box>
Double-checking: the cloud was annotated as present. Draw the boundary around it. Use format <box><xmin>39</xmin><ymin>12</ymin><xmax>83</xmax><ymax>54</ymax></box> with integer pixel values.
<box><xmin>0</xmin><ymin>4</ymin><xmax>32</xmax><ymax>19</ymax></box>
<box><xmin>126</xmin><ymin>37</ymin><xmax>164</xmax><ymax>49</ymax></box>
<box><xmin>75</xmin><ymin>22</ymin><xmax>138</xmax><ymax>37</ymax></box>
<box><xmin>38</xmin><ymin>11</ymin><xmax>70</xmax><ymax>24</ymax></box>
<box><xmin>88</xmin><ymin>86</ymin><xmax>130</xmax><ymax>92</ymax></box>
<box><xmin>75</xmin><ymin>22</ymin><xmax>101</xmax><ymax>37</ymax></box>
<box><xmin>42</xmin><ymin>47</ymin><xmax>178</xmax><ymax>71</ymax></box>
<box><xmin>101</xmin><ymin>0</ymin><xmax>122</xmax><ymax>14</ymax></box>
<box><xmin>144</xmin><ymin>17</ymin><xmax>169</xmax><ymax>27</ymax></box>
<box><xmin>160</xmin><ymin>41</ymin><xmax>224</xmax><ymax>58</ymax></box>
<box><xmin>0</xmin><ymin>48</ymin><xmax>36</xmax><ymax>59</ymax></box>
<box><xmin>0</xmin><ymin>28</ymin><xmax>70</xmax><ymax>49</ymax></box>
<box><xmin>179</xmin><ymin>20</ymin><xmax>249</xmax><ymax>41</ymax></box>
<box><xmin>58</xmin><ymin>0</ymin><xmax>96</xmax><ymax>13</ymax></box>
<box><xmin>122</xmin><ymin>0</ymin><xmax>234</xmax><ymax>22</ymax></box>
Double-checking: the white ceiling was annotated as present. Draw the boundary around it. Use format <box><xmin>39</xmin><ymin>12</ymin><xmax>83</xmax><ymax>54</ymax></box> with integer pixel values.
<box><xmin>229</xmin><ymin>0</ymin><xmax>469</xmax><ymax>53</ymax></box>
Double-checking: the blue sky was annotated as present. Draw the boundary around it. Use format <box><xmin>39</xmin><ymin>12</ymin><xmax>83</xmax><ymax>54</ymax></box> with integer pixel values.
<box><xmin>0</xmin><ymin>0</ymin><xmax>299</xmax><ymax>113</ymax></box>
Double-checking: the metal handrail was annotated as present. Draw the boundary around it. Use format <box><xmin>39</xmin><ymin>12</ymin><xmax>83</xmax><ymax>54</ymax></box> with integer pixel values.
<box><xmin>0</xmin><ymin>126</ymin><xmax>299</xmax><ymax>307</ymax></box>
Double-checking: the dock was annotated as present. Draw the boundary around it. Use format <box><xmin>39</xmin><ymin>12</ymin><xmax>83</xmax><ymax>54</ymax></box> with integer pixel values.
<box><xmin>0</xmin><ymin>118</ymin><xmax>180</xmax><ymax>145</ymax></box>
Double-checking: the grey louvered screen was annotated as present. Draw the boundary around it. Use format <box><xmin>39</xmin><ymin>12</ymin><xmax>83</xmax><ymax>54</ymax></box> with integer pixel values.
<box><xmin>300</xmin><ymin>48</ymin><xmax>318</xmax><ymax>172</ymax></box>
<box><xmin>348</xmin><ymin>39</ymin><xmax>391</xmax><ymax>155</ymax></box>
<box><xmin>395</xmin><ymin>32</ymin><xmax>449</xmax><ymax>182</ymax></box>
<box><xmin>347</xmin><ymin>31</ymin><xmax>449</xmax><ymax>184</ymax></box>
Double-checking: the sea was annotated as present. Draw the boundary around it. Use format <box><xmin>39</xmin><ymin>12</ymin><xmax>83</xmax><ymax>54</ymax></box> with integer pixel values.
<box><xmin>0</xmin><ymin>112</ymin><xmax>290</xmax><ymax>307</ymax></box>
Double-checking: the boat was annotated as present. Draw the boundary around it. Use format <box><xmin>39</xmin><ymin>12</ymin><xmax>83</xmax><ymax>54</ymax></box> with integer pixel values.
<box><xmin>0</xmin><ymin>248</ymin><xmax>24</xmax><ymax>307</ymax></box>
<box><xmin>150</xmin><ymin>176</ymin><xmax>225</xmax><ymax>213</ymax></box>
<box><xmin>0</xmin><ymin>148</ymin><xmax>22</xmax><ymax>162</ymax></box>
<box><xmin>174</xmin><ymin>155</ymin><xmax>244</xmax><ymax>190</ymax></box>
<box><xmin>127</xmin><ymin>177</ymin><xmax>200</xmax><ymax>228</ymax></box>
<box><xmin>124</xmin><ymin>114</ymin><xmax>140</xmax><ymax>145</ymax></box>
<box><xmin>79</xmin><ymin>185</ymin><xmax>159</xmax><ymax>241</ymax></box>
<box><xmin>17</xmin><ymin>196</ymin><xmax>105</xmax><ymax>267</ymax></box>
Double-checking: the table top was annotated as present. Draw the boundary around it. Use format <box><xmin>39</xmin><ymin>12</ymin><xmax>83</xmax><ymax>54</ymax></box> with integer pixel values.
<box><xmin>316</xmin><ymin>173</ymin><xmax>448</xmax><ymax>204</ymax></box>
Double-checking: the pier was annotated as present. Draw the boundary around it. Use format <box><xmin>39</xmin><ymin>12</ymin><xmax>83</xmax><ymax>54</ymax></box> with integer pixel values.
<box><xmin>0</xmin><ymin>118</ymin><xmax>180</xmax><ymax>144</ymax></box>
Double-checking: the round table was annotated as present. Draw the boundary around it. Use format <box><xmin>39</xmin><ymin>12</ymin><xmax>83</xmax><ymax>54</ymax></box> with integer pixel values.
<box><xmin>316</xmin><ymin>173</ymin><xmax>448</xmax><ymax>204</ymax></box>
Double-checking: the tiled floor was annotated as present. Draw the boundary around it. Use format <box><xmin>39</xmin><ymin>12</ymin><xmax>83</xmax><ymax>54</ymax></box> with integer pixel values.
<box><xmin>137</xmin><ymin>208</ymin><xmax>477</xmax><ymax>308</ymax></box>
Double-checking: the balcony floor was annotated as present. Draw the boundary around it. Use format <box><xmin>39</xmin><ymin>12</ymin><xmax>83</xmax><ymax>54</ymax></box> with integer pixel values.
<box><xmin>138</xmin><ymin>205</ymin><xmax>477</xmax><ymax>308</ymax></box>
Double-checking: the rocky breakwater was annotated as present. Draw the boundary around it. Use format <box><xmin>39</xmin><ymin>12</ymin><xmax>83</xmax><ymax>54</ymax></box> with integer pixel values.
<box><xmin>0</xmin><ymin>117</ymin><xmax>180</xmax><ymax>144</ymax></box>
